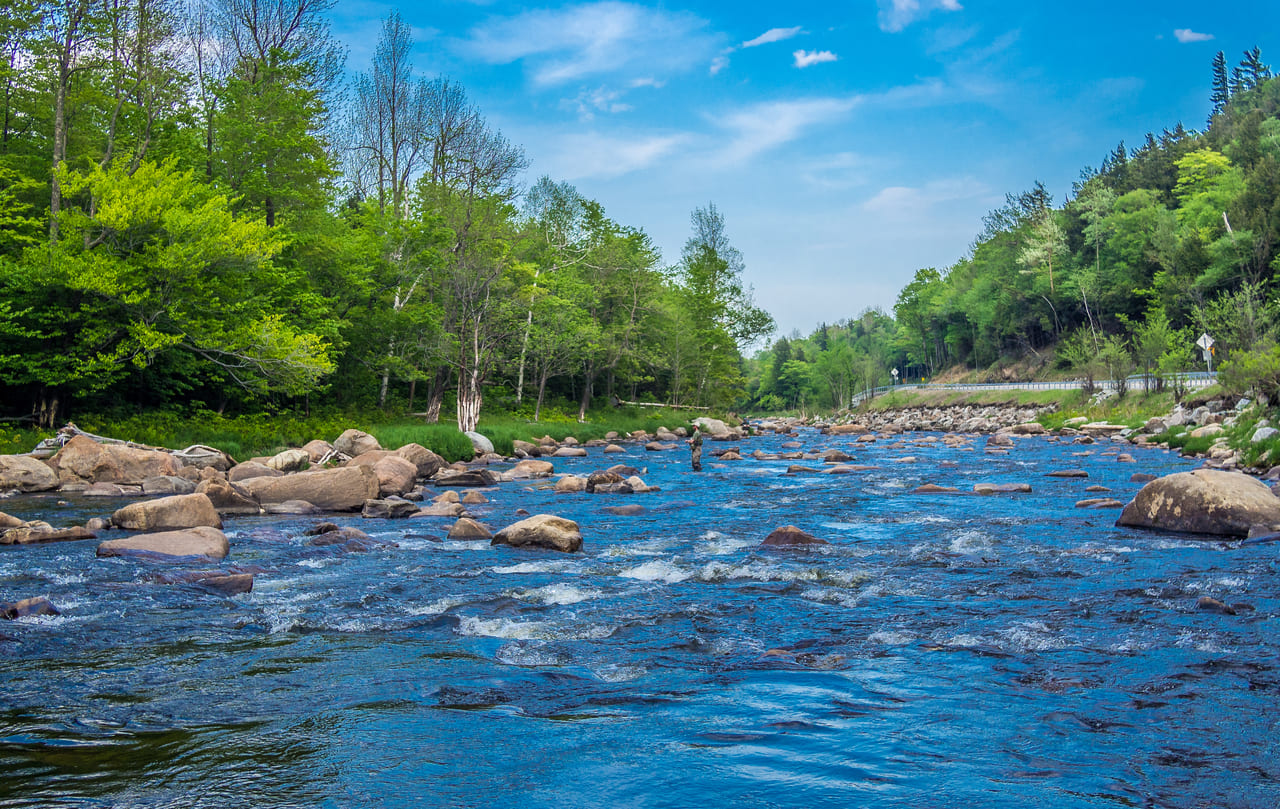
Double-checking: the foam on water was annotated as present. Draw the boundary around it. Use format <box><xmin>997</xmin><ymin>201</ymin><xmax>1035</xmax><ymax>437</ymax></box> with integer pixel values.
<box><xmin>620</xmin><ymin>559</ymin><xmax>692</xmax><ymax>583</ymax></box>
<box><xmin>593</xmin><ymin>663</ymin><xmax>647</xmax><ymax>682</ymax></box>
<box><xmin>457</xmin><ymin>616</ymin><xmax>553</xmax><ymax>639</ymax></box>
<box><xmin>510</xmin><ymin>584</ymin><xmax>601</xmax><ymax>605</ymax></box>
<box><xmin>406</xmin><ymin>596</ymin><xmax>469</xmax><ymax>616</ymax></box>
<box><xmin>490</xmin><ymin>560</ymin><xmax>578</xmax><ymax>575</ymax></box>
<box><xmin>868</xmin><ymin>629</ymin><xmax>915</xmax><ymax>645</ymax></box>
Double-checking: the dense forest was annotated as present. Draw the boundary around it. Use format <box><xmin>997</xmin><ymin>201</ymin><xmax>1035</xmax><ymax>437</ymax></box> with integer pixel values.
<box><xmin>0</xmin><ymin>0</ymin><xmax>772</xmax><ymax>430</ymax></box>
<box><xmin>3</xmin><ymin>2</ymin><xmax>1278</xmax><ymax>428</ymax></box>
<box><xmin>748</xmin><ymin>48</ymin><xmax>1280</xmax><ymax>412</ymax></box>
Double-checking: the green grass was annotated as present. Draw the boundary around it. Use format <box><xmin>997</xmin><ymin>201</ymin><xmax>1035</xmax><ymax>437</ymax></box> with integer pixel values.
<box><xmin>11</xmin><ymin>404</ymin><xmax>716</xmax><ymax>464</ymax></box>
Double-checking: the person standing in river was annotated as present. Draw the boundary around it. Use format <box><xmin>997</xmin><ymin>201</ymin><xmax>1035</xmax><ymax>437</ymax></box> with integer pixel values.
<box><xmin>688</xmin><ymin>424</ymin><xmax>703</xmax><ymax>471</ymax></box>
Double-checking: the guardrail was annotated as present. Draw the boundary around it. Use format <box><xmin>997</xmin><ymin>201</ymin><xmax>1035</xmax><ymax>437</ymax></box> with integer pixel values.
<box><xmin>848</xmin><ymin>373</ymin><xmax>1219</xmax><ymax>408</ymax></box>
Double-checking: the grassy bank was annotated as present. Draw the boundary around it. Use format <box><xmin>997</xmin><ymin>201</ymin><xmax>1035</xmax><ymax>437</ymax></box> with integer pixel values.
<box><xmin>1</xmin><ymin>405</ymin><xmax>714</xmax><ymax>463</ymax></box>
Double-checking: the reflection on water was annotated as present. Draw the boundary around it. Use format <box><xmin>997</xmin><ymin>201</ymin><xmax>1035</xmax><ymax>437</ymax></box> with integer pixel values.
<box><xmin>1</xmin><ymin>429</ymin><xmax>1276</xmax><ymax>808</ymax></box>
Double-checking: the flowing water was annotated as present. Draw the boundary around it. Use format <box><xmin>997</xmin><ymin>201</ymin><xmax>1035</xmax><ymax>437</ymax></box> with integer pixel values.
<box><xmin>0</xmin><ymin>430</ymin><xmax>1276</xmax><ymax>808</ymax></box>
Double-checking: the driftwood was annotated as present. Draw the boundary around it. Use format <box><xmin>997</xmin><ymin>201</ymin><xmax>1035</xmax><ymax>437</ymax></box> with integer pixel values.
<box><xmin>612</xmin><ymin>398</ymin><xmax>710</xmax><ymax>411</ymax></box>
<box><xmin>29</xmin><ymin>423</ymin><xmax>236</xmax><ymax>467</ymax></box>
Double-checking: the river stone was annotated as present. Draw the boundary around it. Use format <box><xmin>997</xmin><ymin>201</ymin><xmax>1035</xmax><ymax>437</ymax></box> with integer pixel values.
<box><xmin>82</xmin><ymin>482</ymin><xmax>137</xmax><ymax>497</ymax></box>
<box><xmin>97</xmin><ymin>526</ymin><xmax>229</xmax><ymax>560</ymax></box>
<box><xmin>1196</xmin><ymin>596</ymin><xmax>1237</xmax><ymax>615</ymax></box>
<box><xmin>241</xmin><ymin>465</ymin><xmax>380</xmax><ymax>511</ymax></box>
<box><xmin>1116</xmin><ymin>469</ymin><xmax>1280</xmax><ymax>537</ymax></box>
<box><xmin>334</xmin><ymin>429</ymin><xmax>381</xmax><ymax>457</ymax></box>
<box><xmin>1046</xmin><ymin>469</ymin><xmax>1089</xmax><ymax>478</ymax></box>
<box><xmin>973</xmin><ymin>483</ymin><xmax>1032</xmax><ymax>494</ymax></box>
<box><xmin>53</xmin><ymin>435</ymin><xmax>181</xmax><ymax>485</ymax></box>
<box><xmin>266</xmin><ymin>449</ymin><xmax>311</xmax><ymax>473</ymax></box>
<box><xmin>112</xmin><ymin>493</ymin><xmax>222</xmax><ymax>532</ymax></box>
<box><xmin>2</xmin><ymin>596</ymin><xmax>59</xmax><ymax>620</ymax></box>
<box><xmin>433</xmin><ymin>469</ymin><xmax>498</xmax><ymax>487</ymax></box>
<box><xmin>554</xmin><ymin>475</ymin><xmax>587</xmax><ymax>493</ymax></box>
<box><xmin>195</xmin><ymin>478</ymin><xmax>261</xmax><ymax>516</ymax></box>
<box><xmin>762</xmin><ymin>525</ymin><xmax>828</xmax><ymax>548</ymax></box>
<box><xmin>1076</xmin><ymin>498</ymin><xmax>1125</xmax><ymax>509</ymax></box>
<box><xmin>396</xmin><ymin>444</ymin><xmax>445</xmax><ymax>478</ymax></box>
<box><xmin>1131</xmin><ymin>473</ymin><xmax>1158</xmax><ymax>483</ymax></box>
<box><xmin>370</xmin><ymin>455</ymin><xmax>418</xmax><ymax>497</ymax></box>
<box><xmin>552</xmin><ymin>446</ymin><xmax>588</xmax><ymax>458</ymax></box>
<box><xmin>1252</xmin><ymin>426</ymin><xmax>1279</xmax><ymax>444</ymax></box>
<box><xmin>0</xmin><ymin>525</ymin><xmax>97</xmax><ymax>545</ymax></box>
<box><xmin>152</xmin><ymin>570</ymin><xmax>255</xmax><ymax>595</ymax></box>
<box><xmin>412</xmin><ymin>502</ymin><xmax>466</xmax><ymax>517</ymax></box>
<box><xmin>461</xmin><ymin>491</ymin><xmax>488</xmax><ymax>505</ymax></box>
<box><xmin>302</xmin><ymin>439</ymin><xmax>335</xmax><ymax>462</ymax></box>
<box><xmin>602</xmin><ymin>504</ymin><xmax>646</xmax><ymax>516</ymax></box>
<box><xmin>502</xmin><ymin>460</ymin><xmax>554</xmax><ymax>481</ymax></box>
<box><xmin>448</xmin><ymin>517</ymin><xmax>492</xmax><ymax>539</ymax></box>
<box><xmin>362</xmin><ymin>497</ymin><xmax>418</xmax><ymax>519</ymax></box>
<box><xmin>586</xmin><ymin>471</ymin><xmax>628</xmax><ymax>494</ymax></box>
<box><xmin>141</xmin><ymin>475</ymin><xmax>197</xmax><ymax>496</ymax></box>
<box><xmin>692</xmin><ymin>418</ymin><xmax>730</xmax><ymax>437</ymax></box>
<box><xmin>625</xmin><ymin>476</ymin><xmax>653</xmax><ymax>493</ymax></box>
<box><xmin>0</xmin><ymin>455</ymin><xmax>58</xmax><ymax>492</ymax></box>
<box><xmin>512</xmin><ymin>439</ymin><xmax>542</xmax><ymax>457</ymax></box>
<box><xmin>434</xmin><ymin>490</ymin><xmax>460</xmax><ymax>504</ymax></box>
<box><xmin>465</xmin><ymin>431</ymin><xmax>494</xmax><ymax>455</ymax></box>
<box><xmin>1010</xmin><ymin>423</ymin><xmax>1047</xmax><ymax>435</ymax></box>
<box><xmin>228</xmin><ymin>461</ymin><xmax>281</xmax><ymax>482</ymax></box>
<box><xmin>492</xmin><ymin>514</ymin><xmax>582</xmax><ymax>553</ymax></box>
<box><xmin>827</xmin><ymin>424</ymin><xmax>868</xmax><ymax>435</ymax></box>
<box><xmin>0</xmin><ymin>512</ymin><xmax>22</xmax><ymax>529</ymax></box>
<box><xmin>912</xmin><ymin>484</ymin><xmax>962</xmax><ymax>494</ymax></box>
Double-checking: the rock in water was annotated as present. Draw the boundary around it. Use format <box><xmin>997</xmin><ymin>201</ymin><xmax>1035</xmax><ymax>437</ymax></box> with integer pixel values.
<box><xmin>492</xmin><ymin>515</ymin><xmax>582</xmax><ymax>552</ymax></box>
<box><xmin>1116</xmin><ymin>469</ymin><xmax>1280</xmax><ymax>537</ymax></box>
<box><xmin>112</xmin><ymin>493</ymin><xmax>223</xmax><ymax>532</ymax></box>
<box><xmin>0</xmin><ymin>455</ymin><xmax>58</xmax><ymax>492</ymax></box>
<box><xmin>97</xmin><ymin>526</ymin><xmax>229</xmax><ymax>560</ymax></box>
<box><xmin>241</xmin><ymin>466</ymin><xmax>380</xmax><ymax>511</ymax></box>
<box><xmin>1</xmin><ymin>596</ymin><xmax>59</xmax><ymax>619</ymax></box>
<box><xmin>761</xmin><ymin>525</ymin><xmax>828</xmax><ymax>548</ymax></box>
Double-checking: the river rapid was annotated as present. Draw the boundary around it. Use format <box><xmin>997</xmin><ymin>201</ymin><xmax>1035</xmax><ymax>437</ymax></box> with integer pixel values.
<box><xmin>0</xmin><ymin>428</ymin><xmax>1276</xmax><ymax>808</ymax></box>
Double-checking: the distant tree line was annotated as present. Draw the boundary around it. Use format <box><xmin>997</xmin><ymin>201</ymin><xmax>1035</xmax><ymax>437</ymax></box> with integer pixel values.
<box><xmin>747</xmin><ymin>49</ymin><xmax>1280</xmax><ymax>410</ymax></box>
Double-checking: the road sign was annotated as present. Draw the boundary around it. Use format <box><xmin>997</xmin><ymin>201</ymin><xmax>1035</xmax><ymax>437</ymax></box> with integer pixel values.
<box><xmin>1196</xmin><ymin>333</ymin><xmax>1214</xmax><ymax>350</ymax></box>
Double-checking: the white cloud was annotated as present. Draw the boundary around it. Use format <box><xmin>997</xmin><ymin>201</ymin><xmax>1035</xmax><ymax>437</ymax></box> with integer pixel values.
<box><xmin>710</xmin><ymin>55</ymin><xmax>729</xmax><ymax>76</ymax></box>
<box><xmin>794</xmin><ymin>49</ymin><xmax>837</xmax><ymax>68</ymax></box>
<box><xmin>1173</xmin><ymin>28</ymin><xmax>1214</xmax><ymax>44</ymax></box>
<box><xmin>539</xmin><ymin>131</ymin><xmax>690</xmax><ymax>180</ymax></box>
<box><xmin>713</xmin><ymin>97</ymin><xmax>858</xmax><ymax>164</ymax></box>
<box><xmin>861</xmin><ymin>178</ymin><xmax>991</xmax><ymax>219</ymax></box>
<box><xmin>460</xmin><ymin>2</ymin><xmax>716</xmax><ymax>86</ymax></box>
<box><xmin>877</xmin><ymin>0</ymin><xmax>964</xmax><ymax>34</ymax></box>
<box><xmin>742</xmin><ymin>26</ymin><xmax>802</xmax><ymax>48</ymax></box>
<box><xmin>562</xmin><ymin>86</ymin><xmax>633</xmax><ymax>120</ymax></box>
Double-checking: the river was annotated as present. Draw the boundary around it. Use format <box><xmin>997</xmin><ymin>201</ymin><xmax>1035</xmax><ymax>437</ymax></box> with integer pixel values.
<box><xmin>0</xmin><ymin>428</ymin><xmax>1275</xmax><ymax>808</ymax></box>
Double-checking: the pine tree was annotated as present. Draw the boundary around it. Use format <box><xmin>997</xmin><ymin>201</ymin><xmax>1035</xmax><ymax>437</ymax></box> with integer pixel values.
<box><xmin>1242</xmin><ymin>46</ymin><xmax>1272</xmax><ymax>88</ymax></box>
<box><xmin>1210</xmin><ymin>51</ymin><xmax>1230</xmax><ymax>119</ymax></box>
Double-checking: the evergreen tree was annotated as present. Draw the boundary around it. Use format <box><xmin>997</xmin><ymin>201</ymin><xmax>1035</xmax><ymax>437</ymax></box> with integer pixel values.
<box><xmin>1211</xmin><ymin>50</ymin><xmax>1231</xmax><ymax>120</ymax></box>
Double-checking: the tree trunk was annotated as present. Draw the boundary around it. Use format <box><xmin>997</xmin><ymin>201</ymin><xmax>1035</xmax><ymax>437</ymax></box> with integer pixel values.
<box><xmin>534</xmin><ymin>371</ymin><xmax>548</xmax><ymax>421</ymax></box>
<box><xmin>456</xmin><ymin>369</ymin><xmax>482</xmax><ymax>433</ymax></box>
<box><xmin>577</xmin><ymin>366</ymin><xmax>594</xmax><ymax>422</ymax></box>
<box><xmin>424</xmin><ymin>367</ymin><xmax>448</xmax><ymax>423</ymax></box>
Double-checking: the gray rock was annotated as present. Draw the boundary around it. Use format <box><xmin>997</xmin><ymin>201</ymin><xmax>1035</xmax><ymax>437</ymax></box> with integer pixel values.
<box><xmin>1251</xmin><ymin>426</ymin><xmax>1279</xmax><ymax>444</ymax></box>
<box><xmin>97</xmin><ymin>526</ymin><xmax>229</xmax><ymax>560</ymax></box>
<box><xmin>465</xmin><ymin>431</ymin><xmax>495</xmax><ymax>455</ymax></box>
<box><xmin>491</xmin><ymin>514</ymin><xmax>582</xmax><ymax>553</ymax></box>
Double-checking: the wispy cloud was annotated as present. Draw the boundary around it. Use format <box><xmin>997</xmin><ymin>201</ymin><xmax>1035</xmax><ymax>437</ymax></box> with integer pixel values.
<box><xmin>794</xmin><ymin>49</ymin><xmax>837</xmax><ymax>68</ymax></box>
<box><xmin>713</xmin><ymin>97</ymin><xmax>859</xmax><ymax>164</ymax></box>
<box><xmin>540</xmin><ymin>131</ymin><xmax>690</xmax><ymax>180</ymax></box>
<box><xmin>710</xmin><ymin>55</ymin><xmax>729</xmax><ymax>76</ymax></box>
<box><xmin>1174</xmin><ymin>28</ymin><xmax>1214</xmax><ymax>43</ymax></box>
<box><xmin>877</xmin><ymin>0</ymin><xmax>964</xmax><ymax>34</ymax></box>
<box><xmin>459</xmin><ymin>2</ymin><xmax>717</xmax><ymax>86</ymax></box>
<box><xmin>742</xmin><ymin>26</ymin><xmax>802</xmax><ymax>48</ymax></box>
<box><xmin>861</xmin><ymin>177</ymin><xmax>991</xmax><ymax>219</ymax></box>
<box><xmin>562</xmin><ymin>86</ymin><xmax>633</xmax><ymax>120</ymax></box>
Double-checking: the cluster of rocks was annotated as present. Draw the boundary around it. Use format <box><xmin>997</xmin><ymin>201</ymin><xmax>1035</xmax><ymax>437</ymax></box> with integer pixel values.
<box><xmin>815</xmin><ymin>404</ymin><xmax>1057</xmax><ymax>435</ymax></box>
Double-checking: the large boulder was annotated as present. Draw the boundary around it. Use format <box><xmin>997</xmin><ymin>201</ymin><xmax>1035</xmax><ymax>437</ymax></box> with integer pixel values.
<box><xmin>141</xmin><ymin>475</ymin><xmax>197</xmax><ymax>496</ymax></box>
<box><xmin>501</xmin><ymin>459</ymin><xmax>554</xmax><ymax>481</ymax></box>
<box><xmin>1117</xmin><ymin>469</ymin><xmax>1280</xmax><ymax>537</ymax></box>
<box><xmin>491</xmin><ymin>514</ymin><xmax>582</xmax><ymax>553</ymax></box>
<box><xmin>227</xmin><ymin>462</ymin><xmax>281</xmax><ymax>483</ymax></box>
<box><xmin>195</xmin><ymin>478</ymin><xmax>261</xmax><ymax>516</ymax></box>
<box><xmin>396</xmin><ymin>444</ymin><xmax>445</xmax><ymax>478</ymax></box>
<box><xmin>692</xmin><ymin>418</ymin><xmax>730</xmax><ymax>437</ymax></box>
<box><xmin>333</xmin><ymin>429</ymin><xmax>381</xmax><ymax>457</ymax></box>
<box><xmin>465</xmin><ymin>431</ymin><xmax>495</xmax><ymax>455</ymax></box>
<box><xmin>433</xmin><ymin>468</ymin><xmax>498</xmax><ymax>488</ymax></box>
<box><xmin>2</xmin><ymin>596</ymin><xmax>60</xmax><ymax>619</ymax></box>
<box><xmin>240</xmin><ymin>465</ymin><xmax>380</xmax><ymax>511</ymax></box>
<box><xmin>348</xmin><ymin>453</ymin><xmax>417</xmax><ymax>496</ymax></box>
<box><xmin>762</xmin><ymin>525</ymin><xmax>828</xmax><ymax>548</ymax></box>
<box><xmin>0</xmin><ymin>525</ymin><xmax>97</xmax><ymax>546</ymax></box>
<box><xmin>97</xmin><ymin>526</ymin><xmax>229</xmax><ymax>560</ymax></box>
<box><xmin>266</xmin><ymin>449</ymin><xmax>311</xmax><ymax>472</ymax></box>
<box><xmin>53</xmin><ymin>435</ymin><xmax>181</xmax><ymax>485</ymax></box>
<box><xmin>112</xmin><ymin>493</ymin><xmax>223</xmax><ymax>532</ymax></box>
<box><xmin>301</xmin><ymin>439</ymin><xmax>335</xmax><ymax>462</ymax></box>
<box><xmin>0</xmin><ymin>455</ymin><xmax>58</xmax><ymax>492</ymax></box>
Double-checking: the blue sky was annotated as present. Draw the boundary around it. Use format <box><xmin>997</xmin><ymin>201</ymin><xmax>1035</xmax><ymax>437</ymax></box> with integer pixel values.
<box><xmin>330</xmin><ymin>0</ymin><xmax>1278</xmax><ymax>340</ymax></box>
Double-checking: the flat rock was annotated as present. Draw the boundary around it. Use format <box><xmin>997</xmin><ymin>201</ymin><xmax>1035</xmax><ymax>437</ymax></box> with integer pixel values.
<box><xmin>1075</xmin><ymin>498</ymin><xmax>1125</xmax><ymax>509</ymax></box>
<box><xmin>492</xmin><ymin>514</ymin><xmax>583</xmax><ymax>553</ymax></box>
<box><xmin>411</xmin><ymin>502</ymin><xmax>466</xmax><ymax>517</ymax></box>
<box><xmin>228</xmin><ymin>462</ymin><xmax>281</xmax><ymax>482</ymax></box>
<box><xmin>1046</xmin><ymin>469</ymin><xmax>1089</xmax><ymax>478</ymax></box>
<box><xmin>264</xmin><ymin>500</ymin><xmax>322</xmax><ymax>515</ymax></box>
<box><xmin>552</xmin><ymin>446</ymin><xmax>588</xmax><ymax>458</ymax></box>
<box><xmin>152</xmin><ymin>570</ymin><xmax>254</xmax><ymax>595</ymax></box>
<box><xmin>52</xmin><ymin>435</ymin><xmax>181</xmax><ymax>485</ymax></box>
<box><xmin>0</xmin><ymin>526</ymin><xmax>97</xmax><ymax>546</ymax></box>
<box><xmin>973</xmin><ymin>483</ymin><xmax>1032</xmax><ymax>494</ymax></box>
<box><xmin>603</xmin><ymin>444</ymin><xmax>626</xmax><ymax>454</ymax></box>
<box><xmin>433</xmin><ymin>469</ymin><xmax>499</xmax><ymax>488</ymax></box>
<box><xmin>362</xmin><ymin>498</ymin><xmax>418</xmax><ymax>519</ymax></box>
<box><xmin>242</xmin><ymin>465</ymin><xmax>380</xmax><ymax>511</ymax></box>
<box><xmin>1116</xmin><ymin>469</ymin><xmax>1280</xmax><ymax>537</ymax></box>
<box><xmin>112</xmin><ymin>493</ymin><xmax>222</xmax><ymax>532</ymax></box>
<box><xmin>501</xmin><ymin>460</ymin><xmax>554</xmax><ymax>481</ymax></box>
<box><xmin>141</xmin><ymin>475</ymin><xmax>197</xmax><ymax>496</ymax></box>
<box><xmin>97</xmin><ymin>526</ymin><xmax>229</xmax><ymax>560</ymax></box>
<box><xmin>912</xmin><ymin>484</ymin><xmax>962</xmax><ymax>494</ymax></box>
<box><xmin>602</xmin><ymin>504</ymin><xmax>646</xmax><ymax>516</ymax></box>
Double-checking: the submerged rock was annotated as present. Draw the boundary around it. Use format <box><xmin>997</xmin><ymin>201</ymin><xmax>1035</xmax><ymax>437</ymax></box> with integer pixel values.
<box><xmin>97</xmin><ymin>526</ymin><xmax>229</xmax><ymax>560</ymax></box>
<box><xmin>0</xmin><ymin>525</ymin><xmax>97</xmax><ymax>545</ymax></box>
<box><xmin>761</xmin><ymin>525</ymin><xmax>828</xmax><ymax>548</ymax></box>
<box><xmin>492</xmin><ymin>514</ymin><xmax>582</xmax><ymax>553</ymax></box>
<box><xmin>973</xmin><ymin>483</ymin><xmax>1032</xmax><ymax>494</ymax></box>
<box><xmin>912</xmin><ymin>484</ymin><xmax>962</xmax><ymax>494</ymax></box>
<box><xmin>1117</xmin><ymin>469</ymin><xmax>1280</xmax><ymax>537</ymax></box>
<box><xmin>2</xmin><ymin>596</ymin><xmax>59</xmax><ymax>619</ymax></box>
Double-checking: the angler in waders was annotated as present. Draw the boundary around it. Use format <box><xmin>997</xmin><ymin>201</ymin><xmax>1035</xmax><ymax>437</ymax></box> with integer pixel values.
<box><xmin>688</xmin><ymin>424</ymin><xmax>703</xmax><ymax>471</ymax></box>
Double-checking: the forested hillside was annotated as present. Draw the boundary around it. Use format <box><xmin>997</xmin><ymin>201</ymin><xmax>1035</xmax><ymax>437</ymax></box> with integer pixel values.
<box><xmin>749</xmin><ymin>49</ymin><xmax>1280</xmax><ymax>411</ymax></box>
<box><xmin>0</xmin><ymin>1</ymin><xmax>772</xmax><ymax>429</ymax></box>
